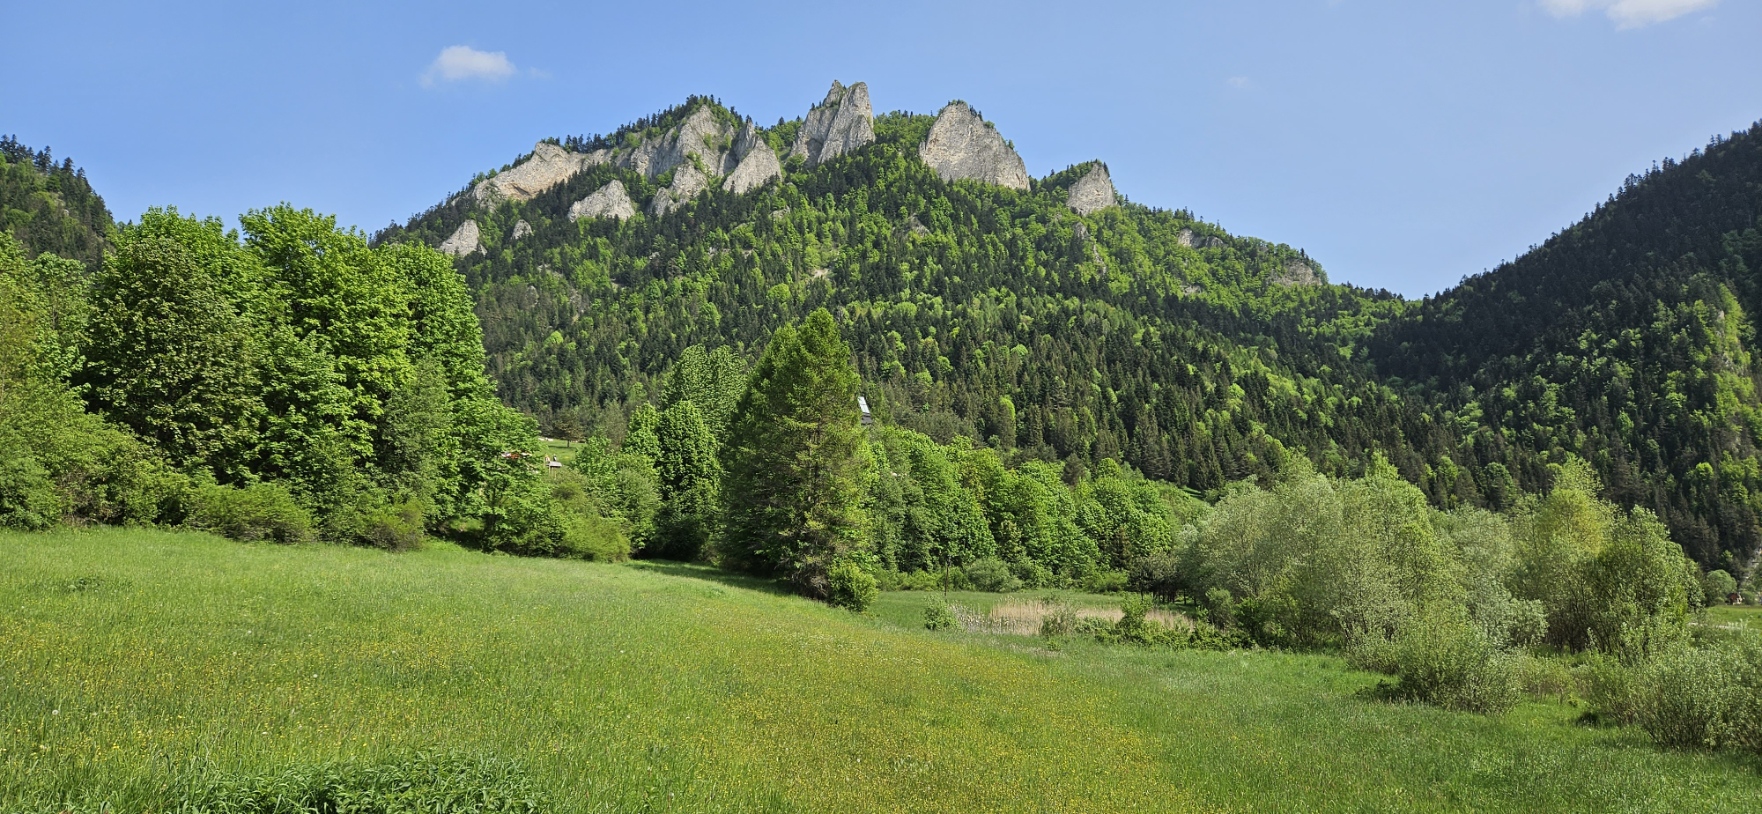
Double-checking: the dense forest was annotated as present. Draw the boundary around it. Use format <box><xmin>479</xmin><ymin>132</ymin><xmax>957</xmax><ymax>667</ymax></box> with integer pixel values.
<box><xmin>379</xmin><ymin>93</ymin><xmax>1762</xmax><ymax>573</ymax></box>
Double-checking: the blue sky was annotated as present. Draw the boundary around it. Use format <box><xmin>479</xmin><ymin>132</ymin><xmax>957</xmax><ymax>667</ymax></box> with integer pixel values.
<box><xmin>6</xmin><ymin>0</ymin><xmax>1759</xmax><ymax>296</ymax></box>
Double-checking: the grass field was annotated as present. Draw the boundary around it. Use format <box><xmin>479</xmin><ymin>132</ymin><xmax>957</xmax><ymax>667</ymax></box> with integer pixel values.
<box><xmin>5</xmin><ymin>528</ymin><xmax>1761</xmax><ymax>812</ymax></box>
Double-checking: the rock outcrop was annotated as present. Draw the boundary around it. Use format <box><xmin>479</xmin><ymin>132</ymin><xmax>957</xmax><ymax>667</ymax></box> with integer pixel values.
<box><xmin>439</xmin><ymin>219</ymin><xmax>481</xmax><ymax>257</ymax></box>
<box><xmin>569</xmin><ymin>180</ymin><xmax>636</xmax><ymax>221</ymax></box>
<box><xmin>919</xmin><ymin>102</ymin><xmax>1030</xmax><ymax>190</ymax></box>
<box><xmin>510</xmin><ymin>220</ymin><xmax>533</xmax><ymax>241</ymax></box>
<box><xmin>652</xmin><ymin>163</ymin><xmax>711</xmax><ymax>216</ymax></box>
<box><xmin>1274</xmin><ymin>258</ymin><xmax>1321</xmax><ymax>286</ymax></box>
<box><xmin>473</xmin><ymin>142</ymin><xmax>606</xmax><ymax>204</ymax></box>
<box><xmin>789</xmin><ymin>81</ymin><xmax>875</xmax><ymax>166</ymax></box>
<box><xmin>619</xmin><ymin>105</ymin><xmax>737</xmax><ymax>180</ymax></box>
<box><xmin>723</xmin><ymin>135</ymin><xmax>781</xmax><ymax>194</ymax></box>
<box><xmin>1066</xmin><ymin>164</ymin><xmax>1117</xmax><ymax>215</ymax></box>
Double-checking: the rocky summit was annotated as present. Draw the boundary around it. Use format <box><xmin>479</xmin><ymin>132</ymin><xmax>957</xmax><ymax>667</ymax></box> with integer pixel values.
<box><xmin>919</xmin><ymin>102</ymin><xmax>1030</xmax><ymax>190</ymax></box>
<box><xmin>568</xmin><ymin>179</ymin><xmax>636</xmax><ymax>221</ymax></box>
<box><xmin>789</xmin><ymin>81</ymin><xmax>876</xmax><ymax>167</ymax></box>
<box><xmin>473</xmin><ymin>142</ymin><xmax>602</xmax><ymax>204</ymax></box>
<box><xmin>724</xmin><ymin>127</ymin><xmax>782</xmax><ymax>194</ymax></box>
<box><xmin>1066</xmin><ymin>164</ymin><xmax>1118</xmax><ymax>215</ymax></box>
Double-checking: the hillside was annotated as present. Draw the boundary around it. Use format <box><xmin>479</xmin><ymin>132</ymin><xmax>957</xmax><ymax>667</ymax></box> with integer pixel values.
<box><xmin>1370</xmin><ymin>123</ymin><xmax>1762</xmax><ymax>568</ymax></box>
<box><xmin>7</xmin><ymin>528</ymin><xmax>1759</xmax><ymax>813</ymax></box>
<box><xmin>377</xmin><ymin>84</ymin><xmax>1471</xmax><ymax>506</ymax></box>
<box><xmin>0</xmin><ymin>136</ymin><xmax>112</xmax><ymax>270</ymax></box>
<box><xmin>378</xmin><ymin>80</ymin><xmax>1762</xmax><ymax>568</ymax></box>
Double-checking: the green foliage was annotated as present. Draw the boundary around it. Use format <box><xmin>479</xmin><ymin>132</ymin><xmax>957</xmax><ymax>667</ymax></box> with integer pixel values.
<box><xmin>961</xmin><ymin>557</ymin><xmax>1022</xmax><ymax>592</ymax></box>
<box><xmin>0</xmin><ymin>136</ymin><xmax>112</xmax><ymax>272</ymax></box>
<box><xmin>825</xmin><ymin>559</ymin><xmax>878</xmax><ymax>611</ymax></box>
<box><xmin>1702</xmin><ymin>569</ymin><xmax>1738</xmax><ymax>603</ymax></box>
<box><xmin>1626</xmin><ymin>640</ymin><xmax>1762</xmax><ymax>752</ymax></box>
<box><xmin>720</xmin><ymin>309</ymin><xmax>868</xmax><ymax>595</ymax></box>
<box><xmin>923</xmin><ymin>602</ymin><xmax>958</xmax><ymax>630</ymax></box>
<box><xmin>188</xmin><ymin>481</ymin><xmax>315</xmax><ymax>544</ymax></box>
<box><xmin>1349</xmin><ymin>607</ymin><xmax>1521</xmax><ymax>715</ymax></box>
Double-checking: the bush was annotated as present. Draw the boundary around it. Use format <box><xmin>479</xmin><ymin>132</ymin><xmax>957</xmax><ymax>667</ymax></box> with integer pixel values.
<box><xmin>1579</xmin><ymin>654</ymin><xmax>1644</xmax><ymax>726</ymax></box>
<box><xmin>826</xmin><ymin>561</ymin><xmax>878</xmax><ymax>612</ymax></box>
<box><xmin>1039</xmin><ymin>602</ymin><xmax>1078</xmax><ymax>638</ymax></box>
<box><xmin>189</xmin><ymin>482</ymin><xmax>315</xmax><ymax>544</ymax></box>
<box><xmin>1110</xmin><ymin>595</ymin><xmax>1172</xmax><ymax>646</ymax></box>
<box><xmin>1083</xmin><ymin>569</ymin><xmax>1129</xmax><ymax>594</ymax></box>
<box><xmin>964</xmin><ymin>557</ymin><xmax>1023</xmax><ymax>592</ymax></box>
<box><xmin>1127</xmin><ymin>550</ymin><xmax>1182</xmax><ymax>601</ymax></box>
<box><xmin>1636</xmin><ymin>645</ymin><xmax>1742</xmax><ymax>748</ymax></box>
<box><xmin>1009</xmin><ymin>559</ymin><xmax>1054</xmax><ymax>589</ymax></box>
<box><xmin>0</xmin><ymin>450</ymin><xmax>62</xmax><ymax>530</ymax></box>
<box><xmin>1351</xmin><ymin>611</ymin><xmax>1520</xmax><ymax>714</ymax></box>
<box><xmin>351</xmin><ymin>499</ymin><xmax>426</xmax><ymax>551</ymax></box>
<box><xmin>924</xmin><ymin>603</ymin><xmax>958</xmax><ymax>631</ymax></box>
<box><xmin>558</xmin><ymin>511</ymin><xmax>630</xmax><ymax>561</ymax></box>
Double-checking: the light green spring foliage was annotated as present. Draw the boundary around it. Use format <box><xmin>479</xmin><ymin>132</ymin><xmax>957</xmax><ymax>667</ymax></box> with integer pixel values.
<box><xmin>7</xmin><ymin>528</ymin><xmax>1762</xmax><ymax>813</ymax></box>
<box><xmin>64</xmin><ymin>207</ymin><xmax>556</xmax><ymax>547</ymax></box>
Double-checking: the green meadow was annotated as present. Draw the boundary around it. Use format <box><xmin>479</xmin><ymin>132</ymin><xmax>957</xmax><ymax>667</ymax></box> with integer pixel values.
<box><xmin>5</xmin><ymin>529</ymin><xmax>1760</xmax><ymax>813</ymax></box>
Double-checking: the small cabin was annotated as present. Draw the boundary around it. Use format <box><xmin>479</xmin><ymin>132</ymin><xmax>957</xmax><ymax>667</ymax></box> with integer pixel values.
<box><xmin>858</xmin><ymin>395</ymin><xmax>873</xmax><ymax>427</ymax></box>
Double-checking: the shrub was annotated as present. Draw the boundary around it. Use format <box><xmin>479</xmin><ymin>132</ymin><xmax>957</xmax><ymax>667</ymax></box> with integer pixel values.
<box><xmin>1127</xmin><ymin>550</ymin><xmax>1183</xmax><ymax>601</ymax></box>
<box><xmin>189</xmin><ymin>482</ymin><xmax>315</xmax><ymax>544</ymax></box>
<box><xmin>1351</xmin><ymin>610</ymin><xmax>1520</xmax><ymax>714</ymax></box>
<box><xmin>1636</xmin><ymin>645</ymin><xmax>1741</xmax><ymax>749</ymax></box>
<box><xmin>1579</xmin><ymin>654</ymin><xmax>1644</xmax><ymax>726</ymax></box>
<box><xmin>558</xmin><ymin>511</ymin><xmax>630</xmax><ymax>561</ymax></box>
<box><xmin>1083</xmin><ymin>569</ymin><xmax>1129</xmax><ymax>594</ymax></box>
<box><xmin>0</xmin><ymin>450</ymin><xmax>62</xmax><ymax>530</ymax></box>
<box><xmin>924</xmin><ymin>603</ymin><xmax>958</xmax><ymax>631</ymax></box>
<box><xmin>964</xmin><ymin>557</ymin><xmax>1023</xmax><ymax>592</ymax></box>
<box><xmin>1009</xmin><ymin>559</ymin><xmax>1054</xmax><ymax>589</ymax></box>
<box><xmin>352</xmin><ymin>499</ymin><xmax>426</xmax><ymax>551</ymax></box>
<box><xmin>1516</xmin><ymin>654</ymin><xmax>1576</xmax><ymax>702</ymax></box>
<box><xmin>1039</xmin><ymin>602</ymin><xmax>1078</xmax><ymax>638</ymax></box>
<box><xmin>826</xmin><ymin>561</ymin><xmax>878</xmax><ymax>612</ymax></box>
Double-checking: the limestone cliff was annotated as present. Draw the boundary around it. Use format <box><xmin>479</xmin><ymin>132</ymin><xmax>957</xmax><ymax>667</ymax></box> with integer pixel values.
<box><xmin>723</xmin><ymin>134</ymin><xmax>781</xmax><ymax>194</ymax></box>
<box><xmin>618</xmin><ymin>105</ymin><xmax>737</xmax><ymax>180</ymax></box>
<box><xmin>789</xmin><ymin>81</ymin><xmax>876</xmax><ymax>166</ymax></box>
<box><xmin>473</xmin><ymin>142</ymin><xmax>605</xmax><ymax>204</ymax></box>
<box><xmin>652</xmin><ymin>163</ymin><xmax>711</xmax><ymax>216</ymax></box>
<box><xmin>1066</xmin><ymin>164</ymin><xmax>1117</xmax><ymax>215</ymax></box>
<box><xmin>1274</xmin><ymin>258</ymin><xmax>1322</xmax><ymax>286</ymax></box>
<box><xmin>569</xmin><ymin>180</ymin><xmax>636</xmax><ymax>221</ymax></box>
<box><xmin>919</xmin><ymin>102</ymin><xmax>1030</xmax><ymax>190</ymax></box>
<box><xmin>439</xmin><ymin>219</ymin><xmax>481</xmax><ymax>257</ymax></box>
<box><xmin>511</xmin><ymin>220</ymin><xmax>533</xmax><ymax>241</ymax></box>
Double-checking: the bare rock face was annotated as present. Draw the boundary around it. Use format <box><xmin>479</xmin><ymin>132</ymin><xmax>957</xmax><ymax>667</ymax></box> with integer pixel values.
<box><xmin>1274</xmin><ymin>258</ymin><xmax>1322</xmax><ymax>286</ymax></box>
<box><xmin>510</xmin><ymin>220</ymin><xmax>533</xmax><ymax>241</ymax></box>
<box><xmin>723</xmin><ymin>136</ymin><xmax>781</xmax><ymax>194</ymax></box>
<box><xmin>619</xmin><ymin>105</ymin><xmax>737</xmax><ymax>180</ymax></box>
<box><xmin>569</xmin><ymin>180</ymin><xmax>636</xmax><ymax>221</ymax></box>
<box><xmin>919</xmin><ymin>102</ymin><xmax>1030</xmax><ymax>190</ymax></box>
<box><xmin>1066</xmin><ymin>164</ymin><xmax>1117</xmax><ymax>215</ymax></box>
<box><xmin>789</xmin><ymin>81</ymin><xmax>876</xmax><ymax>166</ymax></box>
<box><xmin>1177</xmin><ymin>228</ymin><xmax>1195</xmax><ymax>248</ymax></box>
<box><xmin>439</xmin><ymin>219</ymin><xmax>481</xmax><ymax>257</ymax></box>
<box><xmin>651</xmin><ymin>163</ymin><xmax>710</xmax><ymax>216</ymax></box>
<box><xmin>473</xmin><ymin>142</ymin><xmax>606</xmax><ymax>204</ymax></box>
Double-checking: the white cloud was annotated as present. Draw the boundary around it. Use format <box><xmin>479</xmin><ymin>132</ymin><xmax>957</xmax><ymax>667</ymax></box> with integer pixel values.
<box><xmin>1539</xmin><ymin>0</ymin><xmax>1719</xmax><ymax>28</ymax></box>
<box><xmin>421</xmin><ymin>45</ymin><xmax>517</xmax><ymax>88</ymax></box>
<box><xmin>1226</xmin><ymin>76</ymin><xmax>1254</xmax><ymax>90</ymax></box>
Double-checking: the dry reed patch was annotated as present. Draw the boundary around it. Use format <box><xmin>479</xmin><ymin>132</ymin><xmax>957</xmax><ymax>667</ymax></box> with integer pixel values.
<box><xmin>952</xmin><ymin>599</ymin><xmax>1191</xmax><ymax>636</ymax></box>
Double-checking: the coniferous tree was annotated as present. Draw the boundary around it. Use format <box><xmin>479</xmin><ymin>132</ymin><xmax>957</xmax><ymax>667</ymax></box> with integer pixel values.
<box><xmin>720</xmin><ymin>308</ymin><xmax>868</xmax><ymax>597</ymax></box>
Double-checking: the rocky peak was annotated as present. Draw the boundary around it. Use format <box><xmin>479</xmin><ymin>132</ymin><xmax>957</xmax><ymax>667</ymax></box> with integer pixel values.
<box><xmin>1274</xmin><ymin>258</ymin><xmax>1322</xmax><ymax>286</ymax></box>
<box><xmin>789</xmin><ymin>80</ymin><xmax>876</xmax><ymax>166</ymax></box>
<box><xmin>723</xmin><ymin>124</ymin><xmax>781</xmax><ymax>195</ymax></box>
<box><xmin>439</xmin><ymin>219</ymin><xmax>481</xmax><ymax>257</ymax></box>
<box><xmin>568</xmin><ymin>180</ymin><xmax>636</xmax><ymax>221</ymax></box>
<box><xmin>1066</xmin><ymin>163</ymin><xmax>1117</xmax><ymax>215</ymax></box>
<box><xmin>620</xmin><ymin>104</ymin><xmax>738</xmax><ymax>180</ymax></box>
<box><xmin>919</xmin><ymin>102</ymin><xmax>1029</xmax><ymax>190</ymax></box>
<box><xmin>473</xmin><ymin>142</ymin><xmax>605</xmax><ymax>204</ymax></box>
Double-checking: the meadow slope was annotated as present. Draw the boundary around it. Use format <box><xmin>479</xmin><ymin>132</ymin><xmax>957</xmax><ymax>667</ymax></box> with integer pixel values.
<box><xmin>4</xmin><ymin>529</ymin><xmax>1760</xmax><ymax>812</ymax></box>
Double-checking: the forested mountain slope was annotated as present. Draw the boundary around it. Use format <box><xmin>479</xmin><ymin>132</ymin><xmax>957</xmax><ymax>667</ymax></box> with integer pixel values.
<box><xmin>377</xmin><ymin>81</ymin><xmax>1762</xmax><ymax>569</ymax></box>
<box><xmin>378</xmin><ymin>88</ymin><xmax>1468</xmax><ymax>502</ymax></box>
<box><xmin>1370</xmin><ymin>123</ymin><xmax>1762</xmax><ymax>568</ymax></box>
<box><xmin>0</xmin><ymin>136</ymin><xmax>112</xmax><ymax>271</ymax></box>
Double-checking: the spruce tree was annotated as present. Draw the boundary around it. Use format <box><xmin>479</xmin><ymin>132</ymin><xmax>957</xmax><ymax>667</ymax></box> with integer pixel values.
<box><xmin>720</xmin><ymin>308</ymin><xmax>868</xmax><ymax>596</ymax></box>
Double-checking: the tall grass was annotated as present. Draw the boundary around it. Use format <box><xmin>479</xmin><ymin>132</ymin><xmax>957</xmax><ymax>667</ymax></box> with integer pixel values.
<box><xmin>4</xmin><ymin>528</ymin><xmax>1760</xmax><ymax>812</ymax></box>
